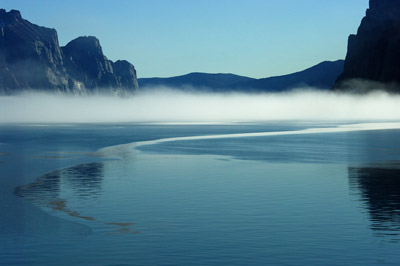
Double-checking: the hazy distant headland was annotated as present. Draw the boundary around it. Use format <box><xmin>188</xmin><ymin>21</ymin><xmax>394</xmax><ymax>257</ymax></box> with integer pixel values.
<box><xmin>1</xmin><ymin>0</ymin><xmax>400</xmax><ymax>95</ymax></box>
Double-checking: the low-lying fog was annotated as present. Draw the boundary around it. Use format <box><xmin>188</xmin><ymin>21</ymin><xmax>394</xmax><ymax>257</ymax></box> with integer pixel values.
<box><xmin>1</xmin><ymin>89</ymin><xmax>400</xmax><ymax>123</ymax></box>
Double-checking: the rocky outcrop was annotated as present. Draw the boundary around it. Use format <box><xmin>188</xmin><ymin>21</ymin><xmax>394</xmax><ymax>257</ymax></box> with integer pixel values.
<box><xmin>334</xmin><ymin>0</ymin><xmax>400</xmax><ymax>92</ymax></box>
<box><xmin>0</xmin><ymin>9</ymin><xmax>67</xmax><ymax>94</ymax></box>
<box><xmin>0</xmin><ymin>9</ymin><xmax>138</xmax><ymax>95</ymax></box>
<box><xmin>62</xmin><ymin>36</ymin><xmax>138</xmax><ymax>94</ymax></box>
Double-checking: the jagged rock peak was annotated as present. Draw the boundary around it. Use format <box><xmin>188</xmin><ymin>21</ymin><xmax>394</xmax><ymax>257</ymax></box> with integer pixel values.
<box><xmin>64</xmin><ymin>36</ymin><xmax>103</xmax><ymax>55</ymax></box>
<box><xmin>0</xmin><ymin>9</ymin><xmax>22</xmax><ymax>23</ymax></box>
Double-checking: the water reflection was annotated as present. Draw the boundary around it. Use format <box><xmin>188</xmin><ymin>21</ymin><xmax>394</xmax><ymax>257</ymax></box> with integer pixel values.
<box><xmin>64</xmin><ymin>162</ymin><xmax>103</xmax><ymax>199</ymax></box>
<box><xmin>14</xmin><ymin>162</ymin><xmax>104</xmax><ymax>204</ymax></box>
<box><xmin>14</xmin><ymin>162</ymin><xmax>138</xmax><ymax>234</ymax></box>
<box><xmin>349</xmin><ymin>164</ymin><xmax>400</xmax><ymax>238</ymax></box>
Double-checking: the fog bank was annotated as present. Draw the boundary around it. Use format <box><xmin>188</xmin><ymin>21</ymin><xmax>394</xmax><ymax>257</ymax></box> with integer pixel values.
<box><xmin>1</xmin><ymin>89</ymin><xmax>400</xmax><ymax>123</ymax></box>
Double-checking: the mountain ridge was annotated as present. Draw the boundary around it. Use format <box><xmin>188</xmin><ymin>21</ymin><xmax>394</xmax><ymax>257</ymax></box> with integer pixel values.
<box><xmin>139</xmin><ymin>60</ymin><xmax>344</xmax><ymax>92</ymax></box>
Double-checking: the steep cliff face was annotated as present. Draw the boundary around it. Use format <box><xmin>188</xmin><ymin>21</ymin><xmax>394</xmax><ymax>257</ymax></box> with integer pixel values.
<box><xmin>112</xmin><ymin>60</ymin><xmax>139</xmax><ymax>90</ymax></box>
<box><xmin>0</xmin><ymin>9</ymin><xmax>138</xmax><ymax>95</ymax></box>
<box><xmin>62</xmin><ymin>36</ymin><xmax>138</xmax><ymax>94</ymax></box>
<box><xmin>0</xmin><ymin>9</ymin><xmax>68</xmax><ymax>94</ymax></box>
<box><xmin>334</xmin><ymin>0</ymin><xmax>400</xmax><ymax>92</ymax></box>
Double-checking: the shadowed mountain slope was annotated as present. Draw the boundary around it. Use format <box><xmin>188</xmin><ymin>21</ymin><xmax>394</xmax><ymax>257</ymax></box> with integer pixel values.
<box><xmin>139</xmin><ymin>60</ymin><xmax>344</xmax><ymax>92</ymax></box>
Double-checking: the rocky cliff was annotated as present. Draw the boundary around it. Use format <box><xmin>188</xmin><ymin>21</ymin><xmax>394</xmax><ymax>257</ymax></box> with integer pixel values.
<box><xmin>334</xmin><ymin>0</ymin><xmax>400</xmax><ymax>92</ymax></box>
<box><xmin>0</xmin><ymin>9</ymin><xmax>138</xmax><ymax>95</ymax></box>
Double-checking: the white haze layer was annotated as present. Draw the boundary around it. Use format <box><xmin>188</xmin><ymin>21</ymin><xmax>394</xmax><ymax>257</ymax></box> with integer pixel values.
<box><xmin>1</xmin><ymin>89</ymin><xmax>400</xmax><ymax>123</ymax></box>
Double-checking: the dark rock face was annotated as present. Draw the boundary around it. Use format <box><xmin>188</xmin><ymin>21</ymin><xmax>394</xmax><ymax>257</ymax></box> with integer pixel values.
<box><xmin>139</xmin><ymin>60</ymin><xmax>344</xmax><ymax>92</ymax></box>
<box><xmin>334</xmin><ymin>0</ymin><xmax>400</xmax><ymax>92</ymax></box>
<box><xmin>0</xmin><ymin>9</ymin><xmax>138</xmax><ymax>95</ymax></box>
<box><xmin>0</xmin><ymin>9</ymin><xmax>67</xmax><ymax>94</ymax></box>
<box><xmin>62</xmin><ymin>36</ymin><xmax>138</xmax><ymax>94</ymax></box>
<box><xmin>112</xmin><ymin>60</ymin><xmax>139</xmax><ymax>90</ymax></box>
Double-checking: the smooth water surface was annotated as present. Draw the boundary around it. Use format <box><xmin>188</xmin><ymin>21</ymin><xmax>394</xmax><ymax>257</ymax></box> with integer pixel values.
<box><xmin>2</xmin><ymin>122</ymin><xmax>400</xmax><ymax>265</ymax></box>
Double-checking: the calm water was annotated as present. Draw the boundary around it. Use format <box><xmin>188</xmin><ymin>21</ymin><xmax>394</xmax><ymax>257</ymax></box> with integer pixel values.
<box><xmin>1</xmin><ymin>122</ymin><xmax>400</xmax><ymax>265</ymax></box>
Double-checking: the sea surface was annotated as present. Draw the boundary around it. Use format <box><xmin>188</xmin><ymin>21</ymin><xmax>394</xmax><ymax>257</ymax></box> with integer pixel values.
<box><xmin>1</xmin><ymin>122</ymin><xmax>400</xmax><ymax>265</ymax></box>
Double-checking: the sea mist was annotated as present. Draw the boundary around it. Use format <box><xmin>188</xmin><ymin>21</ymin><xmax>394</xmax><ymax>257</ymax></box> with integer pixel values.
<box><xmin>1</xmin><ymin>89</ymin><xmax>400</xmax><ymax>123</ymax></box>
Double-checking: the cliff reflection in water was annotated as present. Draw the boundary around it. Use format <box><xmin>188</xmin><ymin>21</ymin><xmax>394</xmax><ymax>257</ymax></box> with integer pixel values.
<box><xmin>14</xmin><ymin>162</ymin><xmax>104</xmax><ymax>207</ymax></box>
<box><xmin>14</xmin><ymin>162</ymin><xmax>138</xmax><ymax>234</ymax></box>
<box><xmin>349</xmin><ymin>164</ymin><xmax>400</xmax><ymax>237</ymax></box>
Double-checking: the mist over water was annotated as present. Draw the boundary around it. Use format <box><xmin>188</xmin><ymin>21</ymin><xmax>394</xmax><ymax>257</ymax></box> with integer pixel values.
<box><xmin>1</xmin><ymin>88</ymin><xmax>400</xmax><ymax>123</ymax></box>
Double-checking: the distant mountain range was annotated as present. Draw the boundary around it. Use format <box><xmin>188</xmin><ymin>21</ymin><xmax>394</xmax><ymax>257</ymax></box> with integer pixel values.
<box><xmin>139</xmin><ymin>60</ymin><xmax>344</xmax><ymax>92</ymax></box>
<box><xmin>0</xmin><ymin>9</ymin><xmax>138</xmax><ymax>95</ymax></box>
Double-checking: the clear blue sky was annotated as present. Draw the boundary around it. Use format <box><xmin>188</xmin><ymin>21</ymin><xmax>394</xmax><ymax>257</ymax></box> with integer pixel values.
<box><xmin>2</xmin><ymin>0</ymin><xmax>368</xmax><ymax>78</ymax></box>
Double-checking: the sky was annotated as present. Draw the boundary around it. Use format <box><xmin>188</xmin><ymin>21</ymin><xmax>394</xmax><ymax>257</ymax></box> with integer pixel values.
<box><xmin>2</xmin><ymin>0</ymin><xmax>369</xmax><ymax>79</ymax></box>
